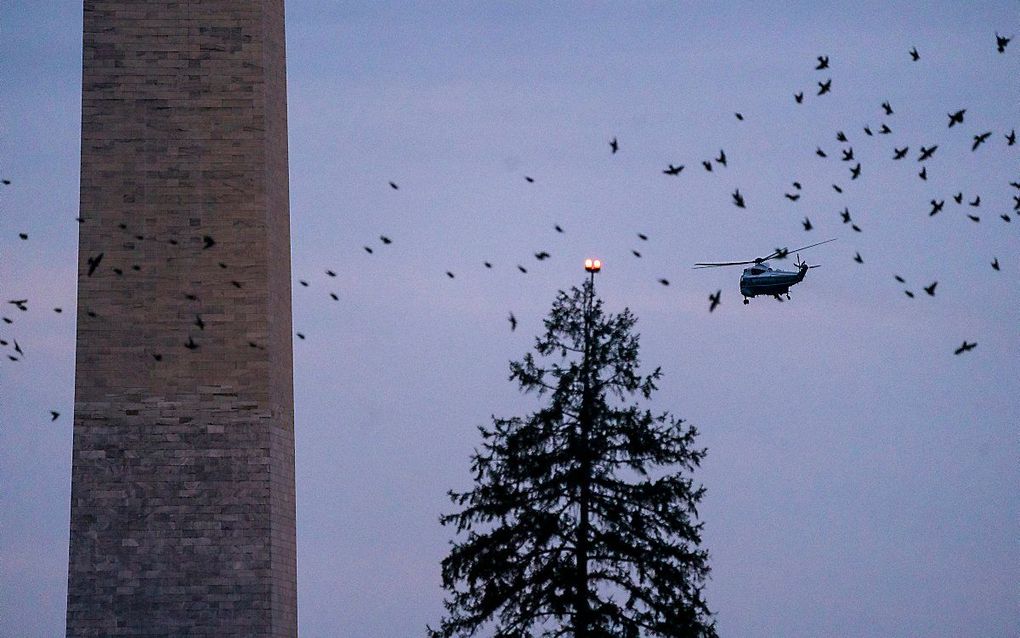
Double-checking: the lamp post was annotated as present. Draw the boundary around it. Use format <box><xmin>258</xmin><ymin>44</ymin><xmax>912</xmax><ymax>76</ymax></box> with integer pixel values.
<box><xmin>576</xmin><ymin>257</ymin><xmax>601</xmax><ymax>636</ymax></box>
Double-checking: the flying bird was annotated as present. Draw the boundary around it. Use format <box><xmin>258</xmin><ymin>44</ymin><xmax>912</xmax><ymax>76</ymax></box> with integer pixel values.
<box><xmin>909</xmin><ymin>46</ymin><xmax>920</xmax><ymax>61</ymax></box>
<box><xmin>881</xmin><ymin>101</ymin><xmax>893</xmax><ymax>115</ymax></box>
<box><xmin>864</xmin><ymin>125</ymin><xmax>873</xmax><ymax>136</ymax></box>
<box><xmin>702</xmin><ymin>160</ymin><xmax>713</xmax><ymax>172</ymax></box>
<box><xmin>554</xmin><ymin>224</ymin><xmax>564</xmax><ymax>233</ymax></box>
<box><xmin>525</xmin><ymin>176</ymin><xmax>535</xmax><ymax>183</ymax></box>
<box><xmin>202</xmin><ymin>235</ymin><xmax>215</xmax><ymax>249</ymax></box>
<box><xmin>709</xmin><ymin>290</ymin><xmax>721</xmax><ymax>312</ymax></box>
<box><xmin>850</xmin><ymin>163</ymin><xmax>861</xmax><ymax>180</ymax></box>
<box><xmin>784</xmin><ymin>193</ymin><xmax>800</xmax><ymax>201</ymax></box>
<box><xmin>1006</xmin><ymin>130</ymin><xmax>1016</xmax><ymax>146</ymax></box>
<box><xmin>50</xmin><ymin>411</ymin><xmax>60</xmax><ymax>421</ymax></box>
<box><xmin>991</xmin><ymin>258</ymin><xmax>999</xmax><ymax>271</ymax></box>
<box><xmin>966</xmin><ymin>214</ymin><xmax>980</xmax><ymax>223</ymax></box>
<box><xmin>918</xmin><ymin>166</ymin><xmax>928</xmax><ymax>181</ymax></box>
<box><xmin>735</xmin><ymin>112</ymin><xmax>744</xmax><ymax>120</ymax></box>
<box><xmin>715</xmin><ymin>149</ymin><xmax>727</xmax><ymax>166</ymax></box>
<box><xmin>879</xmin><ymin>124</ymin><xmax>892</xmax><ymax>134</ymax></box>
<box><xmin>389</xmin><ymin>181</ymin><xmax>399</xmax><ymax>190</ymax></box>
<box><xmin>947</xmin><ymin>109</ymin><xmax>965</xmax><ymax>127</ymax></box>
<box><xmin>14</xmin><ymin>339</ymin><xmax>24</xmax><ymax>356</ymax></box>
<box><xmin>893</xmin><ymin>147</ymin><xmax>909</xmax><ymax>160</ymax></box>
<box><xmin>534</xmin><ymin>251</ymin><xmax>550</xmax><ymax>260</ymax></box>
<box><xmin>918</xmin><ymin>145</ymin><xmax>937</xmax><ymax>161</ymax></box>
<box><xmin>836</xmin><ymin>131</ymin><xmax>848</xmax><ymax>142</ymax></box>
<box><xmin>86</xmin><ymin>252</ymin><xmax>104</xmax><ymax>276</ymax></box>
<box><xmin>8</xmin><ymin>300</ymin><xmax>27</xmax><ymax>312</ymax></box>
<box><xmin>832</xmin><ymin>184</ymin><xmax>843</xmax><ymax>193</ymax></box>
<box><xmin>817</xmin><ymin>79</ymin><xmax>832</xmax><ymax>95</ymax></box>
<box><xmin>841</xmin><ymin>208</ymin><xmax>852</xmax><ymax>223</ymax></box>
<box><xmin>517</xmin><ymin>265</ymin><xmax>528</xmax><ymax>274</ymax></box>
<box><xmin>971</xmin><ymin>131</ymin><xmax>992</xmax><ymax>151</ymax></box>
<box><xmin>363</xmin><ymin>246</ymin><xmax>373</xmax><ymax>254</ymax></box>
<box><xmin>658</xmin><ymin>278</ymin><xmax>670</xmax><ymax>286</ymax></box>
<box><xmin>637</xmin><ymin>233</ymin><xmax>648</xmax><ymax>241</ymax></box>
<box><xmin>954</xmin><ymin>341</ymin><xmax>976</xmax><ymax>355</ymax></box>
<box><xmin>194</xmin><ymin>314</ymin><xmax>205</xmax><ymax>330</ymax></box>
<box><xmin>816</xmin><ymin>55</ymin><xmax>829</xmax><ymax>69</ymax></box>
<box><xmin>802</xmin><ymin>217</ymin><xmax>813</xmax><ymax>231</ymax></box>
<box><xmin>632</xmin><ymin>250</ymin><xmax>642</xmax><ymax>258</ymax></box>
<box><xmin>969</xmin><ymin>196</ymin><xmax>981</xmax><ymax>207</ymax></box>
<box><xmin>18</xmin><ymin>233</ymin><xmax>27</xmax><ymax>240</ymax></box>
<box><xmin>609</xmin><ymin>137</ymin><xmax>619</xmax><ymax>154</ymax></box>
<box><xmin>330</xmin><ymin>293</ymin><xmax>338</xmax><ymax>301</ymax></box>
<box><xmin>924</xmin><ymin>281</ymin><xmax>938</xmax><ymax>296</ymax></box>
<box><xmin>816</xmin><ymin>147</ymin><xmax>828</xmax><ymax>158</ymax></box>
<box><xmin>841</xmin><ymin>148</ymin><xmax>855</xmax><ymax>161</ymax></box>
<box><xmin>296</xmin><ymin>332</ymin><xmax>306</xmax><ymax>340</ymax></box>
<box><xmin>380</xmin><ymin>235</ymin><xmax>392</xmax><ymax>244</ymax></box>
<box><xmin>904</xmin><ymin>290</ymin><xmax>915</xmax><ymax>298</ymax></box>
<box><xmin>326</xmin><ymin>270</ymin><xmax>336</xmax><ymax>277</ymax></box>
<box><xmin>853</xmin><ymin>252</ymin><xmax>863</xmax><ymax>264</ymax></box>
<box><xmin>483</xmin><ymin>262</ymin><xmax>492</xmax><ymax>269</ymax></box>
<box><xmin>929</xmin><ymin>200</ymin><xmax>944</xmax><ymax>215</ymax></box>
<box><xmin>662</xmin><ymin>164</ymin><xmax>684</xmax><ymax>176</ymax></box>
<box><xmin>508</xmin><ymin>312</ymin><xmax>517</xmax><ymax>331</ymax></box>
<box><xmin>953</xmin><ymin>192</ymin><xmax>963</xmax><ymax>204</ymax></box>
<box><xmin>184</xmin><ymin>336</ymin><xmax>198</xmax><ymax>350</ymax></box>
<box><xmin>446</xmin><ymin>271</ymin><xmax>455</xmax><ymax>279</ymax></box>
<box><xmin>732</xmin><ymin>189</ymin><xmax>745</xmax><ymax>208</ymax></box>
<box><xmin>996</xmin><ymin>32</ymin><xmax>1011</xmax><ymax>53</ymax></box>
<box><xmin>794</xmin><ymin>92</ymin><xmax>804</xmax><ymax>104</ymax></box>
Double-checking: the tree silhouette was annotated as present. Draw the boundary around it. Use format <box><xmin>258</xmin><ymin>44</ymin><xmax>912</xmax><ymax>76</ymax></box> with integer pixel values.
<box><xmin>430</xmin><ymin>279</ymin><xmax>716</xmax><ymax>637</ymax></box>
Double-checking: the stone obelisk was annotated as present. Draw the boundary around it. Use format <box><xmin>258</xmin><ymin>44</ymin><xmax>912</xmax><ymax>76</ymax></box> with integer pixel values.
<box><xmin>67</xmin><ymin>2</ymin><xmax>296</xmax><ymax>635</ymax></box>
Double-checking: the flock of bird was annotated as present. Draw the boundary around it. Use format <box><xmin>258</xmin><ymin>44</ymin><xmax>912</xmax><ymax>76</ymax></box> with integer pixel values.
<box><xmin>2</xmin><ymin>32</ymin><xmax>1017</xmax><ymax>424</ymax></box>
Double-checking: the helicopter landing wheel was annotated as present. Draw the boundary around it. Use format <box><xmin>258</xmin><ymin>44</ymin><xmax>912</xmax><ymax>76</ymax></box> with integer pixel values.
<box><xmin>786</xmin><ymin>294</ymin><xmax>791</xmax><ymax>300</ymax></box>
<box><xmin>743</xmin><ymin>298</ymin><xmax>749</xmax><ymax>305</ymax></box>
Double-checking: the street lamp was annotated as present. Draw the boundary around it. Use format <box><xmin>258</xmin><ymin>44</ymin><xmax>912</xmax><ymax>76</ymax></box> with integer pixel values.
<box><xmin>584</xmin><ymin>258</ymin><xmax>602</xmax><ymax>286</ymax></box>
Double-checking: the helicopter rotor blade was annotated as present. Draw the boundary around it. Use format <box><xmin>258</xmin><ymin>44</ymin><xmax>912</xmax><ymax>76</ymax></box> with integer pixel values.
<box><xmin>693</xmin><ymin>259</ymin><xmax>760</xmax><ymax>268</ymax></box>
<box><xmin>785</xmin><ymin>237</ymin><xmax>837</xmax><ymax>255</ymax></box>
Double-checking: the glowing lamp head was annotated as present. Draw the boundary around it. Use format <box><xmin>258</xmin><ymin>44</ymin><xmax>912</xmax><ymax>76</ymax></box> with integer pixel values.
<box><xmin>584</xmin><ymin>258</ymin><xmax>602</xmax><ymax>273</ymax></box>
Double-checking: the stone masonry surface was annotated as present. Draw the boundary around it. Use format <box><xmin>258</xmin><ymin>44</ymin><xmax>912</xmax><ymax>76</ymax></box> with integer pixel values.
<box><xmin>67</xmin><ymin>2</ymin><xmax>296</xmax><ymax>636</ymax></box>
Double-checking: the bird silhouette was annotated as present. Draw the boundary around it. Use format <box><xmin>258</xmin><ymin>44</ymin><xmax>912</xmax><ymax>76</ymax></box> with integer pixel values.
<box><xmin>793</xmin><ymin>182</ymin><xmax>802</xmax><ymax>190</ymax></box>
<box><xmin>894</xmin><ymin>275</ymin><xmax>906</xmax><ymax>283</ymax></box>
<box><xmin>231</xmin><ymin>281</ymin><xmax>242</xmax><ymax>288</ymax></box>
<box><xmin>881</xmin><ymin>101</ymin><xmax>894</xmax><ymax>115</ymax></box>
<box><xmin>86</xmin><ymin>253</ymin><xmax>104</xmax><ymax>277</ymax></box>
<box><xmin>534</xmin><ymin>251</ymin><xmax>550</xmax><ymax>260</ymax></box>
<box><xmin>850</xmin><ymin>163</ymin><xmax>862</xmax><ymax>180</ymax></box>
<box><xmin>929</xmin><ymin>200</ymin><xmax>944</xmax><ymax>215</ymax></box>
<box><xmin>954</xmin><ymin>341</ymin><xmax>976</xmax><ymax>355</ymax></box>
<box><xmin>971</xmin><ymin>131</ymin><xmax>992</xmax><ymax>151</ymax></box>
<box><xmin>637</xmin><ymin>233</ymin><xmax>648</xmax><ymax>241</ymax></box>
<box><xmin>991</xmin><ymin>258</ymin><xmax>1000</xmax><ymax>271</ymax></box>
<box><xmin>841</xmin><ymin>208</ymin><xmax>852</xmax><ymax>223</ymax></box>
<box><xmin>709</xmin><ymin>290</ymin><xmax>721</xmax><ymax>312</ymax></box>
<box><xmin>794</xmin><ymin>92</ymin><xmax>804</xmax><ymax>103</ymax></box>
<box><xmin>836</xmin><ymin>131</ymin><xmax>848</xmax><ymax>142</ymax></box>
<box><xmin>851</xmin><ymin>224</ymin><xmax>861</xmax><ymax>233</ymax></box>
<box><xmin>864</xmin><ymin>125</ymin><xmax>873</xmax><ymax>136</ymax></box>
<box><xmin>517</xmin><ymin>265</ymin><xmax>528</xmax><ymax>274</ymax></box>
<box><xmin>784</xmin><ymin>193</ymin><xmax>800</xmax><ymax>201</ymax></box>
<box><xmin>330</xmin><ymin>293</ymin><xmax>338</xmax><ymax>301</ymax></box>
<box><xmin>153</xmin><ymin>353</ymin><xmax>163</xmax><ymax>361</ymax></box>
<box><xmin>953</xmin><ymin>192</ymin><xmax>963</xmax><ymax>204</ymax></box>
<box><xmin>918</xmin><ymin>145</ymin><xmax>937</xmax><ymax>161</ymax></box>
<box><xmin>194</xmin><ymin>314</ymin><xmax>205</xmax><ymax>330</ymax></box>
<box><xmin>446</xmin><ymin>271</ymin><xmax>455</xmax><ymax>279</ymax></box>
<box><xmin>50</xmin><ymin>411</ymin><xmax>60</xmax><ymax>421</ymax></box>
<box><xmin>658</xmin><ymin>279</ymin><xmax>670</xmax><ymax>286</ymax></box>
<box><xmin>609</xmin><ymin>137</ymin><xmax>619</xmax><ymax>154</ymax></box>
<box><xmin>716</xmin><ymin>149</ymin><xmax>727</xmax><ymax>166</ymax></box>
<box><xmin>817</xmin><ymin>79</ymin><xmax>832</xmax><ymax>95</ymax></box>
<box><xmin>842</xmin><ymin>148</ymin><xmax>855</xmax><ymax>161</ymax></box>
<box><xmin>816</xmin><ymin>147</ymin><xmax>828</xmax><ymax>158</ymax></box>
<box><xmin>662</xmin><ymin>164</ymin><xmax>684</xmax><ymax>176</ymax></box>
<box><xmin>919</xmin><ymin>166</ymin><xmax>928</xmax><ymax>180</ymax></box>
<box><xmin>18</xmin><ymin>233</ymin><xmax>28</xmax><ymax>240</ymax></box>
<box><xmin>389</xmin><ymin>181</ymin><xmax>398</xmax><ymax>190</ymax></box>
<box><xmin>185</xmin><ymin>336</ymin><xmax>198</xmax><ymax>350</ymax></box>
<box><xmin>802</xmin><ymin>217</ymin><xmax>813</xmax><ymax>231</ymax></box>
<box><xmin>904</xmin><ymin>290</ymin><xmax>915</xmax><ymax>298</ymax></box>
<box><xmin>524</xmin><ymin>176</ymin><xmax>535</xmax><ymax>183</ymax></box>
<box><xmin>508</xmin><ymin>312</ymin><xmax>517</xmax><ymax>331</ymax></box>
<box><xmin>732</xmin><ymin>189</ymin><xmax>745</xmax><ymax>208</ymax></box>
<box><xmin>893</xmin><ymin>146</ymin><xmax>909</xmax><ymax>160</ymax></box>
<box><xmin>296</xmin><ymin>332</ymin><xmax>306</xmax><ymax>340</ymax></box>
<box><xmin>816</xmin><ymin>55</ymin><xmax>829</xmax><ymax>70</ymax></box>
<box><xmin>969</xmin><ymin>196</ymin><xmax>981</xmax><ymax>207</ymax></box>
<box><xmin>879</xmin><ymin>124</ymin><xmax>892</xmax><ymax>134</ymax></box>
<box><xmin>1001</xmin><ymin>213</ymin><xmax>1012</xmax><ymax>223</ymax></box>
<box><xmin>632</xmin><ymin>250</ymin><xmax>642</xmax><ymax>258</ymax></box>
<box><xmin>483</xmin><ymin>262</ymin><xmax>492</xmax><ymax>269</ymax></box>
<box><xmin>363</xmin><ymin>246</ymin><xmax>373</xmax><ymax>254</ymax></box>
<box><xmin>702</xmin><ymin>161</ymin><xmax>713</xmax><ymax>172</ymax></box>
<box><xmin>554</xmin><ymin>224</ymin><xmax>564</xmax><ymax>233</ymax></box>
<box><xmin>380</xmin><ymin>235</ymin><xmax>392</xmax><ymax>244</ymax></box>
<box><xmin>909</xmin><ymin>47</ymin><xmax>920</xmax><ymax>61</ymax></box>
<box><xmin>854</xmin><ymin>252</ymin><xmax>863</xmax><ymax>264</ymax></box>
<box><xmin>735</xmin><ymin>112</ymin><xmax>744</xmax><ymax>120</ymax></box>
<box><xmin>966</xmin><ymin>214</ymin><xmax>980</xmax><ymax>223</ymax></box>
<box><xmin>947</xmin><ymin>109</ymin><xmax>965</xmax><ymax>127</ymax></box>
<box><xmin>326</xmin><ymin>270</ymin><xmax>336</xmax><ymax>277</ymax></box>
<box><xmin>202</xmin><ymin>235</ymin><xmax>215</xmax><ymax>249</ymax></box>
<box><xmin>14</xmin><ymin>339</ymin><xmax>24</xmax><ymax>356</ymax></box>
<box><xmin>924</xmin><ymin>281</ymin><xmax>938</xmax><ymax>296</ymax></box>
<box><xmin>995</xmin><ymin>32</ymin><xmax>1011</xmax><ymax>53</ymax></box>
<box><xmin>8</xmin><ymin>300</ymin><xmax>27</xmax><ymax>312</ymax></box>
<box><xmin>832</xmin><ymin>184</ymin><xmax>843</xmax><ymax>193</ymax></box>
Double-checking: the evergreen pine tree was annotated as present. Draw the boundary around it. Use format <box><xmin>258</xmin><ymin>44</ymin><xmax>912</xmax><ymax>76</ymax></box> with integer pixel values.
<box><xmin>430</xmin><ymin>279</ymin><xmax>716</xmax><ymax>637</ymax></box>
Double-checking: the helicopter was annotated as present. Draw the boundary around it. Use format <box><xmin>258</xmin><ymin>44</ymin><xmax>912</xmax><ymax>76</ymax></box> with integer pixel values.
<box><xmin>694</xmin><ymin>238</ymin><xmax>836</xmax><ymax>304</ymax></box>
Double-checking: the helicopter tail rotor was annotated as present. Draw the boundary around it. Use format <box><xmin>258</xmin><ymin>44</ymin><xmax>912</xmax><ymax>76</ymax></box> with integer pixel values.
<box><xmin>794</xmin><ymin>254</ymin><xmax>821</xmax><ymax>269</ymax></box>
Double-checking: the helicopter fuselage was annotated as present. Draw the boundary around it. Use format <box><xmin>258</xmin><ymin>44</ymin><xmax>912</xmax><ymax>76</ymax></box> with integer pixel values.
<box><xmin>740</xmin><ymin>262</ymin><xmax>808</xmax><ymax>300</ymax></box>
